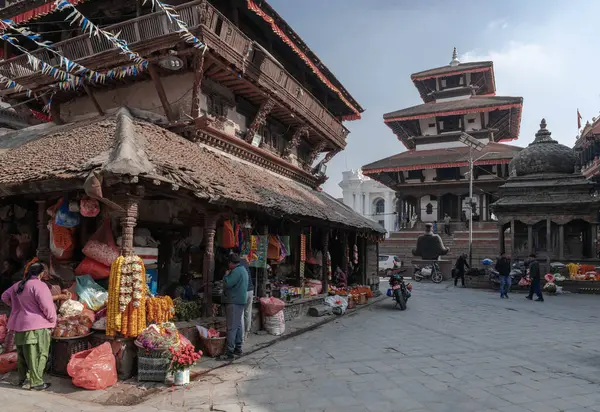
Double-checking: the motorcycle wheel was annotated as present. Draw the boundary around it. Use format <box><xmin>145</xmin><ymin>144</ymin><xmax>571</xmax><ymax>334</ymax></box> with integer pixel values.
<box><xmin>432</xmin><ymin>271</ymin><xmax>443</xmax><ymax>283</ymax></box>
<box><xmin>394</xmin><ymin>288</ymin><xmax>406</xmax><ymax>310</ymax></box>
<box><xmin>413</xmin><ymin>273</ymin><xmax>423</xmax><ymax>282</ymax></box>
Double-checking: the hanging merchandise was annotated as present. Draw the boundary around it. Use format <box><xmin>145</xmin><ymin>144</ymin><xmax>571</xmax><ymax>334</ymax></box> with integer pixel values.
<box><xmin>353</xmin><ymin>243</ymin><xmax>359</xmax><ymax>265</ymax></box>
<box><xmin>146</xmin><ymin>296</ymin><xmax>175</xmax><ymax>324</ymax></box>
<box><xmin>75</xmin><ymin>257</ymin><xmax>110</xmax><ymax>280</ymax></box>
<box><xmin>327</xmin><ymin>251</ymin><xmax>332</xmax><ymax>280</ymax></box>
<box><xmin>106</xmin><ymin>255</ymin><xmax>147</xmax><ymax>338</ymax></box>
<box><xmin>75</xmin><ymin>275</ymin><xmax>108</xmax><ymax>311</ymax></box>
<box><xmin>249</xmin><ymin>235</ymin><xmax>268</xmax><ymax>268</ymax></box>
<box><xmin>55</xmin><ymin>199</ymin><xmax>80</xmax><ymax>227</ymax></box>
<box><xmin>267</xmin><ymin>235</ymin><xmax>280</xmax><ymax>260</ymax></box>
<box><xmin>221</xmin><ymin>220</ymin><xmax>235</xmax><ymax>249</ymax></box>
<box><xmin>281</xmin><ymin>236</ymin><xmax>290</xmax><ymax>253</ymax></box>
<box><xmin>49</xmin><ymin>220</ymin><xmax>75</xmax><ymax>260</ymax></box>
<box><xmin>80</xmin><ymin>197</ymin><xmax>100</xmax><ymax>217</ymax></box>
<box><xmin>300</xmin><ymin>234</ymin><xmax>307</xmax><ymax>262</ymax></box>
<box><xmin>82</xmin><ymin>219</ymin><xmax>119</xmax><ymax>266</ymax></box>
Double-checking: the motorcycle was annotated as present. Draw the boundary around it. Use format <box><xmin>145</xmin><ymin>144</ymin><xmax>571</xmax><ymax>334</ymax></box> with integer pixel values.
<box><xmin>413</xmin><ymin>262</ymin><xmax>443</xmax><ymax>283</ymax></box>
<box><xmin>388</xmin><ymin>269</ymin><xmax>411</xmax><ymax>310</ymax></box>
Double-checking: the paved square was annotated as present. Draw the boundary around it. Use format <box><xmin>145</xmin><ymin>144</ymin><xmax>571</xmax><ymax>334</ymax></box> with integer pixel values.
<box><xmin>3</xmin><ymin>283</ymin><xmax>600</xmax><ymax>411</ymax></box>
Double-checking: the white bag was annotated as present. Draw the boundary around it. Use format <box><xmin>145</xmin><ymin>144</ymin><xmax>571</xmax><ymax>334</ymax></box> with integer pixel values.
<box><xmin>263</xmin><ymin>311</ymin><xmax>285</xmax><ymax>336</ymax></box>
<box><xmin>324</xmin><ymin>295</ymin><xmax>348</xmax><ymax>315</ymax></box>
<box><xmin>59</xmin><ymin>299</ymin><xmax>84</xmax><ymax>318</ymax></box>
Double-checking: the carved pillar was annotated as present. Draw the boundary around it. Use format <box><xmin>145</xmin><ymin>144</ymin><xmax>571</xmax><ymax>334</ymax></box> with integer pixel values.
<box><xmin>36</xmin><ymin>200</ymin><xmax>51</xmax><ymax>263</ymax></box>
<box><xmin>283</xmin><ymin>125</ymin><xmax>309</xmax><ymax>159</ymax></box>
<box><xmin>190</xmin><ymin>49</ymin><xmax>206</xmax><ymax>120</ymax></box>
<box><xmin>202</xmin><ymin>213</ymin><xmax>218</xmax><ymax>317</ymax></box>
<box><xmin>559</xmin><ymin>224</ymin><xmax>565</xmax><ymax>260</ymax></box>
<box><xmin>245</xmin><ymin>98</ymin><xmax>276</xmax><ymax>143</ymax></box>
<box><xmin>510</xmin><ymin>219</ymin><xmax>515</xmax><ymax>256</ymax></box>
<box><xmin>120</xmin><ymin>196</ymin><xmax>140</xmax><ymax>256</ymax></box>
<box><xmin>340</xmin><ymin>231</ymin><xmax>348</xmax><ymax>274</ymax></box>
<box><xmin>321</xmin><ymin>229</ymin><xmax>329</xmax><ymax>294</ymax></box>
<box><xmin>498</xmin><ymin>223</ymin><xmax>505</xmax><ymax>255</ymax></box>
<box><xmin>527</xmin><ymin>224</ymin><xmax>533</xmax><ymax>255</ymax></box>
<box><xmin>304</xmin><ymin>139</ymin><xmax>327</xmax><ymax>172</ymax></box>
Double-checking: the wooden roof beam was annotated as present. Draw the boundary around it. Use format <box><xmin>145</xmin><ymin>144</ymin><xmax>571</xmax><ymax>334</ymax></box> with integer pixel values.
<box><xmin>148</xmin><ymin>64</ymin><xmax>177</xmax><ymax>122</ymax></box>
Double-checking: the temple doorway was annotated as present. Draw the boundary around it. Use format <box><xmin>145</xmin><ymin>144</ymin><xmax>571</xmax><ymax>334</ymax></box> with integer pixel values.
<box><xmin>439</xmin><ymin>193</ymin><xmax>459</xmax><ymax>220</ymax></box>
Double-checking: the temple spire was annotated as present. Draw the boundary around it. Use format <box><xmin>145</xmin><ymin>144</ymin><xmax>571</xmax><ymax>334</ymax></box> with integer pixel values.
<box><xmin>449</xmin><ymin>47</ymin><xmax>460</xmax><ymax>66</ymax></box>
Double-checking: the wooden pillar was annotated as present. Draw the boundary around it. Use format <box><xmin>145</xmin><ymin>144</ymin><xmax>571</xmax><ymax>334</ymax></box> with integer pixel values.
<box><xmin>527</xmin><ymin>224</ymin><xmax>533</xmax><ymax>255</ymax></box>
<box><xmin>35</xmin><ymin>200</ymin><xmax>51</xmax><ymax>263</ymax></box>
<box><xmin>340</xmin><ymin>231</ymin><xmax>348</xmax><ymax>274</ymax></box>
<box><xmin>119</xmin><ymin>195</ymin><xmax>140</xmax><ymax>256</ymax></box>
<box><xmin>361</xmin><ymin>237</ymin><xmax>367</xmax><ymax>285</ymax></box>
<box><xmin>498</xmin><ymin>223</ymin><xmax>505</xmax><ymax>255</ymax></box>
<box><xmin>321</xmin><ymin>229</ymin><xmax>329</xmax><ymax>294</ymax></box>
<box><xmin>202</xmin><ymin>213</ymin><xmax>218</xmax><ymax>317</ymax></box>
<box><xmin>190</xmin><ymin>49</ymin><xmax>206</xmax><ymax>119</ymax></box>
<box><xmin>510</xmin><ymin>220</ymin><xmax>515</xmax><ymax>256</ymax></box>
<box><xmin>148</xmin><ymin>64</ymin><xmax>177</xmax><ymax>122</ymax></box>
<box><xmin>590</xmin><ymin>223</ymin><xmax>597</xmax><ymax>259</ymax></box>
<box><xmin>546</xmin><ymin>218</ymin><xmax>552</xmax><ymax>262</ymax></box>
<box><xmin>245</xmin><ymin>98</ymin><xmax>276</xmax><ymax>143</ymax></box>
<box><xmin>559</xmin><ymin>224</ymin><xmax>565</xmax><ymax>260</ymax></box>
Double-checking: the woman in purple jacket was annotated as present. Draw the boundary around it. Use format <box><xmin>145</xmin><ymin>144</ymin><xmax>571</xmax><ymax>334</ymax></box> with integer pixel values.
<box><xmin>2</xmin><ymin>262</ymin><xmax>57</xmax><ymax>390</ymax></box>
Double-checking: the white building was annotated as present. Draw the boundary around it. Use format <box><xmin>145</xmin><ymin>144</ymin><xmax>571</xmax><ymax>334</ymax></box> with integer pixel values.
<box><xmin>339</xmin><ymin>169</ymin><xmax>396</xmax><ymax>235</ymax></box>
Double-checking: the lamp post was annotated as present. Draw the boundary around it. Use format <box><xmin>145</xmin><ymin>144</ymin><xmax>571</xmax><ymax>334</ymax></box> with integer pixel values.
<box><xmin>459</xmin><ymin>133</ymin><xmax>488</xmax><ymax>267</ymax></box>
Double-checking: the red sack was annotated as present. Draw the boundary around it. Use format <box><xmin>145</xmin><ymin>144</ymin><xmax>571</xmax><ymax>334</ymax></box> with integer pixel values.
<box><xmin>221</xmin><ymin>220</ymin><xmax>235</xmax><ymax>249</ymax></box>
<box><xmin>80</xmin><ymin>197</ymin><xmax>100</xmax><ymax>217</ymax></box>
<box><xmin>82</xmin><ymin>219</ymin><xmax>119</xmax><ymax>266</ymax></box>
<box><xmin>75</xmin><ymin>257</ymin><xmax>110</xmax><ymax>280</ymax></box>
<box><xmin>0</xmin><ymin>352</ymin><xmax>18</xmax><ymax>374</ymax></box>
<box><xmin>0</xmin><ymin>314</ymin><xmax>6</xmax><ymax>343</ymax></box>
<box><xmin>67</xmin><ymin>342</ymin><xmax>117</xmax><ymax>390</ymax></box>
<box><xmin>259</xmin><ymin>297</ymin><xmax>285</xmax><ymax>317</ymax></box>
<box><xmin>50</xmin><ymin>220</ymin><xmax>75</xmax><ymax>260</ymax></box>
<box><xmin>3</xmin><ymin>330</ymin><xmax>15</xmax><ymax>353</ymax></box>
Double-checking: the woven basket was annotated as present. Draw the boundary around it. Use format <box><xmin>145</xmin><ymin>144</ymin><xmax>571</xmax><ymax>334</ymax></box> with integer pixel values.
<box><xmin>137</xmin><ymin>347</ymin><xmax>170</xmax><ymax>382</ymax></box>
<box><xmin>50</xmin><ymin>336</ymin><xmax>92</xmax><ymax>377</ymax></box>
<box><xmin>199</xmin><ymin>332</ymin><xmax>227</xmax><ymax>358</ymax></box>
<box><xmin>358</xmin><ymin>293</ymin><xmax>368</xmax><ymax>305</ymax></box>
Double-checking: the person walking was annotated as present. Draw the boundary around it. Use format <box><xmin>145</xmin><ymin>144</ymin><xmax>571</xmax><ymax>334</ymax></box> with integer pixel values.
<box><xmin>454</xmin><ymin>253</ymin><xmax>469</xmax><ymax>287</ymax></box>
<box><xmin>526</xmin><ymin>253</ymin><xmax>544</xmax><ymax>302</ymax></box>
<box><xmin>240</xmin><ymin>255</ymin><xmax>254</xmax><ymax>342</ymax></box>
<box><xmin>221</xmin><ymin>253</ymin><xmax>248</xmax><ymax>360</ymax></box>
<box><xmin>444</xmin><ymin>214</ymin><xmax>451</xmax><ymax>236</ymax></box>
<box><xmin>433</xmin><ymin>221</ymin><xmax>438</xmax><ymax>234</ymax></box>
<box><xmin>1</xmin><ymin>262</ymin><xmax>56</xmax><ymax>390</ymax></box>
<box><xmin>495</xmin><ymin>252</ymin><xmax>511</xmax><ymax>298</ymax></box>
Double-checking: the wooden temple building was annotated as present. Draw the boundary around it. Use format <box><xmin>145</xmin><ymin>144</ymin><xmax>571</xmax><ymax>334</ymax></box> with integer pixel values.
<box><xmin>575</xmin><ymin>115</ymin><xmax>600</xmax><ymax>183</ymax></box>
<box><xmin>492</xmin><ymin>119</ymin><xmax>600</xmax><ymax>263</ymax></box>
<box><xmin>0</xmin><ymin>0</ymin><xmax>385</xmax><ymax>317</ymax></box>
<box><xmin>363</xmin><ymin>49</ymin><xmax>523</xmax><ymax>264</ymax></box>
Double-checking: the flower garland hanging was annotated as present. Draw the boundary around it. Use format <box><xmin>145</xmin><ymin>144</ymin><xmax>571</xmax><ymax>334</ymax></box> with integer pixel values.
<box><xmin>143</xmin><ymin>0</ymin><xmax>207</xmax><ymax>51</ymax></box>
<box><xmin>54</xmin><ymin>0</ymin><xmax>148</xmax><ymax>67</ymax></box>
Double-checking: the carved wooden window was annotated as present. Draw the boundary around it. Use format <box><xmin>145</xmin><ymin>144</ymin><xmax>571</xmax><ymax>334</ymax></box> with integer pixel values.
<box><xmin>207</xmin><ymin>95</ymin><xmax>226</xmax><ymax>117</ymax></box>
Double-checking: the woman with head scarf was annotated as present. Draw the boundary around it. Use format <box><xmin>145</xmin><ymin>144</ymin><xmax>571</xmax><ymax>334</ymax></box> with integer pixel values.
<box><xmin>1</xmin><ymin>262</ymin><xmax>57</xmax><ymax>390</ymax></box>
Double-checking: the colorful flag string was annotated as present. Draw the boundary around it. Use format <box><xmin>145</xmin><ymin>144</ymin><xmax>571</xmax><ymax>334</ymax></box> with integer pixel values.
<box><xmin>0</xmin><ymin>19</ymin><xmax>105</xmax><ymax>83</ymax></box>
<box><xmin>0</xmin><ymin>73</ymin><xmax>33</xmax><ymax>97</ymax></box>
<box><xmin>143</xmin><ymin>0</ymin><xmax>207</xmax><ymax>50</ymax></box>
<box><xmin>54</xmin><ymin>0</ymin><xmax>147</xmax><ymax>67</ymax></box>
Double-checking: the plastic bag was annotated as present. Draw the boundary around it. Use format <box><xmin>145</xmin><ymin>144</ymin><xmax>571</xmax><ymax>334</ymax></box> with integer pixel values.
<box><xmin>259</xmin><ymin>297</ymin><xmax>285</xmax><ymax>317</ymax></box>
<box><xmin>0</xmin><ymin>352</ymin><xmax>18</xmax><ymax>374</ymax></box>
<box><xmin>263</xmin><ymin>311</ymin><xmax>285</xmax><ymax>336</ymax></box>
<box><xmin>55</xmin><ymin>199</ymin><xmax>80</xmax><ymax>228</ymax></box>
<box><xmin>80</xmin><ymin>197</ymin><xmax>100</xmax><ymax>217</ymax></box>
<box><xmin>59</xmin><ymin>299</ymin><xmax>84</xmax><ymax>317</ymax></box>
<box><xmin>75</xmin><ymin>257</ymin><xmax>110</xmax><ymax>280</ymax></box>
<box><xmin>49</xmin><ymin>220</ymin><xmax>75</xmax><ymax>260</ymax></box>
<box><xmin>2</xmin><ymin>330</ymin><xmax>15</xmax><ymax>353</ymax></box>
<box><xmin>67</xmin><ymin>342</ymin><xmax>117</xmax><ymax>390</ymax></box>
<box><xmin>324</xmin><ymin>295</ymin><xmax>348</xmax><ymax>315</ymax></box>
<box><xmin>76</xmin><ymin>275</ymin><xmax>108</xmax><ymax>311</ymax></box>
<box><xmin>82</xmin><ymin>219</ymin><xmax>119</xmax><ymax>266</ymax></box>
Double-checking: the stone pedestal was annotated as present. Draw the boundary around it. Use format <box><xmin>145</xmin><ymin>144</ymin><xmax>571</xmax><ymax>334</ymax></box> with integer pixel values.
<box><xmin>411</xmin><ymin>259</ymin><xmax>452</xmax><ymax>280</ymax></box>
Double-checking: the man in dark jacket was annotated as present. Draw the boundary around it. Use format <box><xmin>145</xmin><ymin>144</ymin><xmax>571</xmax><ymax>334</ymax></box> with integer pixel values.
<box><xmin>495</xmin><ymin>252</ymin><xmax>511</xmax><ymax>298</ymax></box>
<box><xmin>221</xmin><ymin>254</ymin><xmax>248</xmax><ymax>359</ymax></box>
<box><xmin>454</xmin><ymin>253</ymin><xmax>469</xmax><ymax>287</ymax></box>
<box><xmin>526</xmin><ymin>253</ymin><xmax>544</xmax><ymax>302</ymax></box>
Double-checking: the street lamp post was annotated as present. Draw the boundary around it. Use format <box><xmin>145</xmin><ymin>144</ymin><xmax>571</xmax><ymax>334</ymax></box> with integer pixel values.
<box><xmin>459</xmin><ymin>133</ymin><xmax>488</xmax><ymax>267</ymax></box>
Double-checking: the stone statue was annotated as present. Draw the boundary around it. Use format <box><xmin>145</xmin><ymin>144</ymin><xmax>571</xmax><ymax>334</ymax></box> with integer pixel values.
<box><xmin>412</xmin><ymin>223</ymin><xmax>449</xmax><ymax>260</ymax></box>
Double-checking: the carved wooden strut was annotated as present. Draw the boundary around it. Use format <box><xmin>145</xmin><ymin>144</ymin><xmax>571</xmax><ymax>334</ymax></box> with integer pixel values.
<box><xmin>191</xmin><ymin>50</ymin><xmax>206</xmax><ymax>120</ymax></box>
<box><xmin>304</xmin><ymin>139</ymin><xmax>327</xmax><ymax>171</ymax></box>
<box><xmin>283</xmin><ymin>125</ymin><xmax>309</xmax><ymax>159</ymax></box>
<box><xmin>245</xmin><ymin>98</ymin><xmax>276</xmax><ymax>143</ymax></box>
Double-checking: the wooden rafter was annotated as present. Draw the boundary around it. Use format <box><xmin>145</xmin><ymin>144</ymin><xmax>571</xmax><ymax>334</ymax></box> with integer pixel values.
<box><xmin>148</xmin><ymin>64</ymin><xmax>176</xmax><ymax>122</ymax></box>
<box><xmin>283</xmin><ymin>124</ymin><xmax>309</xmax><ymax>159</ymax></box>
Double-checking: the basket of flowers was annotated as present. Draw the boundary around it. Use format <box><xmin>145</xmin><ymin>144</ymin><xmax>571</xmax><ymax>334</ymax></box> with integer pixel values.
<box><xmin>135</xmin><ymin>323</ymin><xmax>180</xmax><ymax>382</ymax></box>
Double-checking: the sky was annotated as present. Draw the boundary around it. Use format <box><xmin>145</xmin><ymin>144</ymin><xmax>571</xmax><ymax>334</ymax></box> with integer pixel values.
<box><xmin>268</xmin><ymin>0</ymin><xmax>600</xmax><ymax>197</ymax></box>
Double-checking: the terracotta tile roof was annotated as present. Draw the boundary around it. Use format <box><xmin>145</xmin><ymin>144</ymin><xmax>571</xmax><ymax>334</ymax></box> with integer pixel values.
<box><xmin>383</xmin><ymin>96</ymin><xmax>523</xmax><ymax>121</ymax></box>
<box><xmin>411</xmin><ymin>61</ymin><xmax>493</xmax><ymax>80</ymax></box>
<box><xmin>362</xmin><ymin>142</ymin><xmax>522</xmax><ymax>173</ymax></box>
<box><xmin>0</xmin><ymin>108</ymin><xmax>384</xmax><ymax>233</ymax></box>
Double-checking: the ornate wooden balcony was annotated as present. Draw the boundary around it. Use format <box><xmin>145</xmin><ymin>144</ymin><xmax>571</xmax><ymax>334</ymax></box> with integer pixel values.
<box><xmin>0</xmin><ymin>0</ymin><xmax>349</xmax><ymax>147</ymax></box>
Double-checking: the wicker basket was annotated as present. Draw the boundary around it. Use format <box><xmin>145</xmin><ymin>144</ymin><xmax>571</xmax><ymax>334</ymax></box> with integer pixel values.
<box><xmin>358</xmin><ymin>293</ymin><xmax>368</xmax><ymax>305</ymax></box>
<box><xmin>137</xmin><ymin>346</ymin><xmax>170</xmax><ymax>382</ymax></box>
<box><xmin>199</xmin><ymin>332</ymin><xmax>227</xmax><ymax>358</ymax></box>
<box><xmin>50</xmin><ymin>336</ymin><xmax>93</xmax><ymax>377</ymax></box>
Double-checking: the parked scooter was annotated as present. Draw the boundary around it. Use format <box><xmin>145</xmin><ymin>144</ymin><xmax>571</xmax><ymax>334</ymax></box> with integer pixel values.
<box><xmin>388</xmin><ymin>268</ymin><xmax>411</xmax><ymax>310</ymax></box>
<box><xmin>413</xmin><ymin>262</ymin><xmax>443</xmax><ymax>283</ymax></box>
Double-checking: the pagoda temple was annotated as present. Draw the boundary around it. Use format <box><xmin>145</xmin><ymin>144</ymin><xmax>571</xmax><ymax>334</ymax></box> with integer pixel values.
<box><xmin>363</xmin><ymin>49</ymin><xmax>523</xmax><ymax>225</ymax></box>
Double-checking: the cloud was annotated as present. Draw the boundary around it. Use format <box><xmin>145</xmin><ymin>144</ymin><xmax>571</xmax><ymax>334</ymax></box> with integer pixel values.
<box><xmin>487</xmin><ymin>19</ymin><xmax>509</xmax><ymax>30</ymax></box>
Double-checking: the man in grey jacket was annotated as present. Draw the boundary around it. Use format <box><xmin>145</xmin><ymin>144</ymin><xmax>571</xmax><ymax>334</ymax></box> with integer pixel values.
<box><xmin>221</xmin><ymin>254</ymin><xmax>248</xmax><ymax>360</ymax></box>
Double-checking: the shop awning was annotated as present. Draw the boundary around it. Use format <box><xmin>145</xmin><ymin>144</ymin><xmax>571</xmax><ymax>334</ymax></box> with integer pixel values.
<box><xmin>0</xmin><ymin>107</ymin><xmax>385</xmax><ymax>234</ymax></box>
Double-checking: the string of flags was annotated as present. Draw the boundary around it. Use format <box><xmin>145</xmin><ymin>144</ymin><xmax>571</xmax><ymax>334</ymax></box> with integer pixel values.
<box><xmin>0</xmin><ymin>73</ymin><xmax>33</xmax><ymax>97</ymax></box>
<box><xmin>143</xmin><ymin>0</ymin><xmax>207</xmax><ymax>51</ymax></box>
<box><xmin>54</xmin><ymin>0</ymin><xmax>148</xmax><ymax>67</ymax></box>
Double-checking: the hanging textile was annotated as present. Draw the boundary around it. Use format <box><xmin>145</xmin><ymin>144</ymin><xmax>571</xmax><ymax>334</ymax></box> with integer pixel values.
<box><xmin>249</xmin><ymin>235</ymin><xmax>268</xmax><ymax>268</ymax></box>
<box><xmin>353</xmin><ymin>244</ymin><xmax>358</xmax><ymax>265</ymax></box>
<box><xmin>300</xmin><ymin>234</ymin><xmax>307</xmax><ymax>262</ymax></box>
<box><xmin>221</xmin><ymin>220</ymin><xmax>235</xmax><ymax>249</ymax></box>
<box><xmin>327</xmin><ymin>252</ymin><xmax>332</xmax><ymax>281</ymax></box>
<box><xmin>267</xmin><ymin>235</ymin><xmax>280</xmax><ymax>260</ymax></box>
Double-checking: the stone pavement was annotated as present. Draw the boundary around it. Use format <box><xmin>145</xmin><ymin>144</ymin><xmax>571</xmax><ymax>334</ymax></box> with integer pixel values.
<box><xmin>5</xmin><ymin>283</ymin><xmax>600</xmax><ymax>411</ymax></box>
